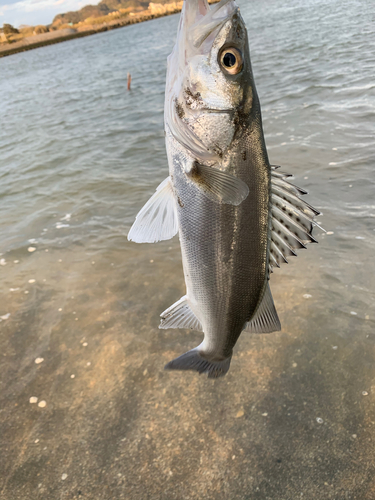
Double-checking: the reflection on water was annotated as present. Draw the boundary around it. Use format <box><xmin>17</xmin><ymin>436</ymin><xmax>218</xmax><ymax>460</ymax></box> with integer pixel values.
<box><xmin>1</xmin><ymin>0</ymin><xmax>375</xmax><ymax>497</ymax></box>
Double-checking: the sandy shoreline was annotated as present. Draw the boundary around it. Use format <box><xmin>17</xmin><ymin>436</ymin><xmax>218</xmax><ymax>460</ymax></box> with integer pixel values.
<box><xmin>0</xmin><ymin>1</ymin><xmax>220</xmax><ymax>59</ymax></box>
<box><xmin>0</xmin><ymin>11</ymin><xmax>179</xmax><ymax>59</ymax></box>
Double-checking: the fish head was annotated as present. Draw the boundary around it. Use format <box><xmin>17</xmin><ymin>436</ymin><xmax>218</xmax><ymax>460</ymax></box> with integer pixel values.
<box><xmin>166</xmin><ymin>0</ymin><xmax>255</xmax><ymax>160</ymax></box>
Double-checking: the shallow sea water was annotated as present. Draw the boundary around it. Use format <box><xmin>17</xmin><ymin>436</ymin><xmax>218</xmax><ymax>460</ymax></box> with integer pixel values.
<box><xmin>1</xmin><ymin>0</ymin><xmax>375</xmax><ymax>498</ymax></box>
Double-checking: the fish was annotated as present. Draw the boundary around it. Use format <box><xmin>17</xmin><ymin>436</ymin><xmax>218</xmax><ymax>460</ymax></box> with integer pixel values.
<box><xmin>128</xmin><ymin>0</ymin><xmax>320</xmax><ymax>378</ymax></box>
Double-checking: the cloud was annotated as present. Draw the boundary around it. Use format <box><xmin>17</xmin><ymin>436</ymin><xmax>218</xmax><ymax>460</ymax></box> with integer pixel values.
<box><xmin>0</xmin><ymin>0</ymin><xmax>101</xmax><ymax>26</ymax></box>
<box><xmin>0</xmin><ymin>0</ymin><xmax>22</xmax><ymax>6</ymax></box>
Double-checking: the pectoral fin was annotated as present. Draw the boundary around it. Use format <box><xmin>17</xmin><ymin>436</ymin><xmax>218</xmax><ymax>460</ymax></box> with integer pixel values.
<box><xmin>127</xmin><ymin>177</ymin><xmax>178</xmax><ymax>243</ymax></box>
<box><xmin>243</xmin><ymin>283</ymin><xmax>281</xmax><ymax>333</ymax></box>
<box><xmin>187</xmin><ymin>162</ymin><xmax>249</xmax><ymax>206</ymax></box>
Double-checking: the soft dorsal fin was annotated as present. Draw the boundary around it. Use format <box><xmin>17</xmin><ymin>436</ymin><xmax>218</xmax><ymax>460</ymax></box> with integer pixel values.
<box><xmin>159</xmin><ymin>296</ymin><xmax>203</xmax><ymax>331</ymax></box>
<box><xmin>269</xmin><ymin>166</ymin><xmax>321</xmax><ymax>271</ymax></box>
<box><xmin>243</xmin><ymin>283</ymin><xmax>281</xmax><ymax>333</ymax></box>
<box><xmin>128</xmin><ymin>177</ymin><xmax>178</xmax><ymax>243</ymax></box>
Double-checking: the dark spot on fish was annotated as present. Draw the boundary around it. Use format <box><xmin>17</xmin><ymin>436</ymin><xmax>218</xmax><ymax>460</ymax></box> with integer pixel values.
<box><xmin>184</xmin><ymin>88</ymin><xmax>203</xmax><ymax>108</ymax></box>
<box><xmin>185</xmin><ymin>88</ymin><xmax>200</xmax><ymax>99</ymax></box>
<box><xmin>175</xmin><ymin>99</ymin><xmax>185</xmax><ymax>119</ymax></box>
<box><xmin>177</xmin><ymin>196</ymin><xmax>184</xmax><ymax>208</ymax></box>
<box><xmin>242</xmin><ymin>150</ymin><xmax>247</xmax><ymax>161</ymax></box>
<box><xmin>213</xmin><ymin>146</ymin><xmax>223</xmax><ymax>159</ymax></box>
<box><xmin>189</xmin><ymin>161</ymin><xmax>209</xmax><ymax>190</ymax></box>
<box><xmin>233</xmin><ymin>112</ymin><xmax>240</xmax><ymax>127</ymax></box>
<box><xmin>190</xmin><ymin>161</ymin><xmax>200</xmax><ymax>179</ymax></box>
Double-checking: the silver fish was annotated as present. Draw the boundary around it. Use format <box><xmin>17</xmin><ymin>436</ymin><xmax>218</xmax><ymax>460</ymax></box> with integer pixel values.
<box><xmin>128</xmin><ymin>0</ymin><xmax>320</xmax><ymax>378</ymax></box>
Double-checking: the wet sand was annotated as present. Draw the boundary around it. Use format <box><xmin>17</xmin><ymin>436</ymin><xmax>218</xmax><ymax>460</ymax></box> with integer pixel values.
<box><xmin>1</xmin><ymin>241</ymin><xmax>375</xmax><ymax>500</ymax></box>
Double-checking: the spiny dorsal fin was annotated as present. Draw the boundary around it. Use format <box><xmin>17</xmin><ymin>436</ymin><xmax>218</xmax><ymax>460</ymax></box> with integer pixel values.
<box><xmin>128</xmin><ymin>177</ymin><xmax>178</xmax><ymax>243</ymax></box>
<box><xmin>243</xmin><ymin>283</ymin><xmax>281</xmax><ymax>333</ymax></box>
<box><xmin>159</xmin><ymin>295</ymin><xmax>203</xmax><ymax>331</ymax></box>
<box><xmin>268</xmin><ymin>166</ymin><xmax>321</xmax><ymax>272</ymax></box>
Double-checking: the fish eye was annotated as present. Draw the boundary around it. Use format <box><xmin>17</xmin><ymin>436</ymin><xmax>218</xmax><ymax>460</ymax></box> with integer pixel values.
<box><xmin>219</xmin><ymin>47</ymin><xmax>243</xmax><ymax>75</ymax></box>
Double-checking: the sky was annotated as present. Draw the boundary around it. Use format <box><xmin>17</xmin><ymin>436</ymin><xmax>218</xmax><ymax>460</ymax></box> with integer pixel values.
<box><xmin>0</xmin><ymin>0</ymin><xmax>100</xmax><ymax>27</ymax></box>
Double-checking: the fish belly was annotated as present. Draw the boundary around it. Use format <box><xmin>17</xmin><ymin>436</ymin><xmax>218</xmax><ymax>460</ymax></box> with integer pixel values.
<box><xmin>168</xmin><ymin>132</ymin><xmax>270</xmax><ymax>360</ymax></box>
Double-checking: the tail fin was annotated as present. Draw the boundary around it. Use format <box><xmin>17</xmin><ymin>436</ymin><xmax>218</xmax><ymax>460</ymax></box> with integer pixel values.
<box><xmin>164</xmin><ymin>348</ymin><xmax>231</xmax><ymax>379</ymax></box>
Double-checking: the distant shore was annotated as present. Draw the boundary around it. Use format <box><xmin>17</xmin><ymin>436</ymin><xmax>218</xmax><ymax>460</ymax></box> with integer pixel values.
<box><xmin>0</xmin><ymin>1</ymin><xmax>220</xmax><ymax>59</ymax></box>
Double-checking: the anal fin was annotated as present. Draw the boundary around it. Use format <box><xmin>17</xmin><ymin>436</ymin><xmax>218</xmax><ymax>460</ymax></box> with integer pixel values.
<box><xmin>243</xmin><ymin>283</ymin><xmax>281</xmax><ymax>333</ymax></box>
<box><xmin>128</xmin><ymin>177</ymin><xmax>178</xmax><ymax>243</ymax></box>
<box><xmin>159</xmin><ymin>296</ymin><xmax>203</xmax><ymax>331</ymax></box>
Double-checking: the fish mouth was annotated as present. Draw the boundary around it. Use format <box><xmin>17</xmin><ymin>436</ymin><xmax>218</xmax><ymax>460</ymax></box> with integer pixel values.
<box><xmin>187</xmin><ymin>0</ymin><xmax>238</xmax><ymax>49</ymax></box>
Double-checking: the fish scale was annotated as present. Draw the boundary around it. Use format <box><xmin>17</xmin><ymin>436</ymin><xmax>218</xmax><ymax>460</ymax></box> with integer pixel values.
<box><xmin>167</xmin><ymin>110</ymin><xmax>270</xmax><ymax>363</ymax></box>
<box><xmin>128</xmin><ymin>0</ymin><xmax>319</xmax><ymax>378</ymax></box>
